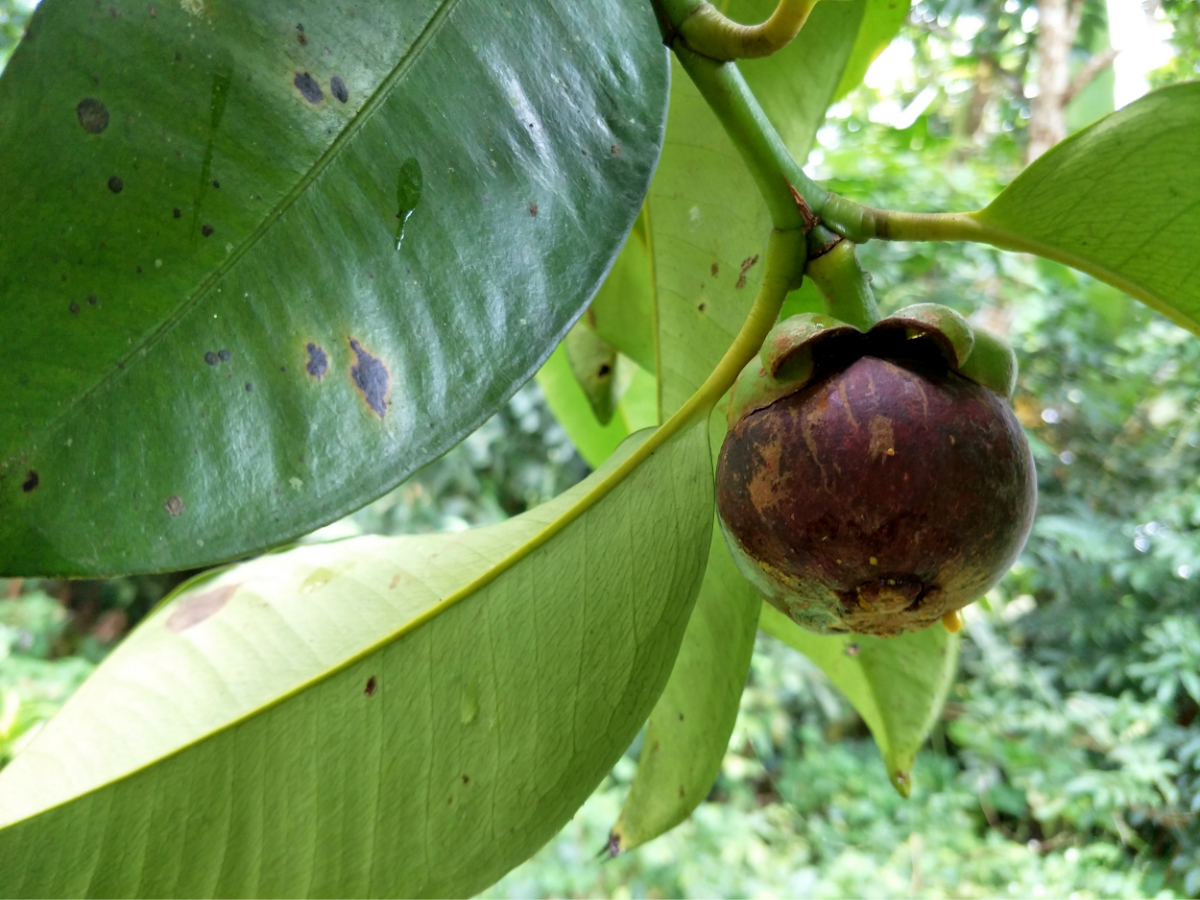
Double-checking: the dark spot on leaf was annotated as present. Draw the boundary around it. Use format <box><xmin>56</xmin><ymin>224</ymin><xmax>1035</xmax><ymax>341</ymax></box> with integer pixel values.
<box><xmin>296</xmin><ymin>23</ymin><xmax>307</xmax><ymax>45</ymax></box>
<box><xmin>204</xmin><ymin>351</ymin><xmax>219</xmax><ymax>366</ymax></box>
<box><xmin>348</xmin><ymin>338</ymin><xmax>389</xmax><ymax>417</ymax></box>
<box><xmin>461</xmin><ymin>774</ymin><xmax>469</xmax><ymax>784</ymax></box>
<box><xmin>364</xmin><ymin>676</ymin><xmax>377</xmax><ymax>696</ymax></box>
<box><xmin>330</xmin><ymin>75</ymin><xmax>348</xmax><ymax>103</ymax></box>
<box><xmin>136</xmin><ymin>266</ymin><xmax>142</xmax><ymax>274</ymax></box>
<box><xmin>149</xmin><ymin>5</ymin><xmax>156</xmax><ymax>17</ymax></box>
<box><xmin>678</xmin><ymin>713</ymin><xmax>684</xmax><ymax>721</ymax></box>
<box><xmin>107</xmin><ymin>175</ymin><xmax>123</xmax><ymax>193</ymax></box>
<box><xmin>697</xmin><ymin>302</ymin><xmax>707</xmax><ymax>313</ymax></box>
<box><xmin>218</xmin><ymin>349</ymin><xmax>231</xmax><ymax>362</ymax></box>
<box><xmin>166</xmin><ymin>584</ymin><xmax>238</xmax><ymax>632</ymax></box>
<box><xmin>245</xmin><ymin>382</ymin><xmax>254</xmax><ymax>392</ymax></box>
<box><xmin>607</xmin><ymin>833</ymin><xmax>621</xmax><ymax>859</ymax></box>
<box><xmin>201</xmin><ymin>224</ymin><xmax>214</xmax><ymax>237</ymax></box>
<box><xmin>294</xmin><ymin>71</ymin><xmax>323</xmax><ymax>104</ymax></box>
<box><xmin>711</xmin><ymin>262</ymin><xmax>719</xmax><ymax>276</ymax></box>
<box><xmin>611</xmin><ymin>143</ymin><xmax>621</xmax><ymax>156</ymax></box>
<box><xmin>87</xmin><ymin>294</ymin><xmax>98</xmax><ymax>306</ymax></box>
<box><xmin>69</xmin><ymin>301</ymin><xmax>80</xmax><ymax>315</ymax></box>
<box><xmin>528</xmin><ymin>201</ymin><xmax>538</xmax><ymax>217</ymax></box>
<box><xmin>845</xmin><ymin>642</ymin><xmax>861</xmax><ymax>657</ymax></box>
<box><xmin>173</xmin><ymin>207</ymin><xmax>182</xmax><ymax>218</ymax></box>
<box><xmin>164</xmin><ymin>494</ymin><xmax>185</xmax><ymax>516</ymax></box>
<box><xmin>678</xmin><ymin>786</ymin><xmax>686</xmax><ymax>798</ymax></box>
<box><xmin>735</xmin><ymin>254</ymin><xmax>760</xmax><ymax>289</ymax></box>
<box><xmin>22</xmin><ymin>471</ymin><xmax>38</xmax><ymax>493</ymax></box>
<box><xmin>305</xmin><ymin>342</ymin><xmax>328</xmax><ymax>379</ymax></box>
<box><xmin>447</xmin><ymin>797</ymin><xmax>453</xmax><ymax>805</ymax></box>
<box><xmin>597</xmin><ymin>363</ymin><xmax>611</xmax><ymax>378</ymax></box>
<box><xmin>76</xmin><ymin>98</ymin><xmax>109</xmax><ymax>133</ymax></box>
<box><xmin>212</xmin><ymin>180</ymin><xmax>220</xmax><ymax>189</ymax></box>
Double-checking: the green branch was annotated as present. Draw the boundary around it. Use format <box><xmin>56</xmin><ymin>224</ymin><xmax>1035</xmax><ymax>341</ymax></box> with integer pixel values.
<box><xmin>679</xmin><ymin>0</ymin><xmax>819</xmax><ymax>60</ymax></box>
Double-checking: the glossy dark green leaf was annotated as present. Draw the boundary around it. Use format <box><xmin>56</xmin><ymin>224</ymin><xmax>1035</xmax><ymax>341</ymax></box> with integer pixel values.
<box><xmin>0</xmin><ymin>423</ymin><xmax>714</xmax><ymax>897</ymax></box>
<box><xmin>975</xmin><ymin>83</ymin><xmax>1200</xmax><ymax>334</ymax></box>
<box><xmin>0</xmin><ymin>0</ymin><xmax>667</xmax><ymax>576</ymax></box>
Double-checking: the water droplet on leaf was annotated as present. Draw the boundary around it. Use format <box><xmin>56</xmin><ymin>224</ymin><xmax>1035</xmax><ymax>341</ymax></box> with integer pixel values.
<box><xmin>394</xmin><ymin>156</ymin><xmax>423</xmax><ymax>250</ymax></box>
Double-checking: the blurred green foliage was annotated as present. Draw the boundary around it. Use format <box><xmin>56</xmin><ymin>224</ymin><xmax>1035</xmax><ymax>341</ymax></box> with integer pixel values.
<box><xmin>2</xmin><ymin>0</ymin><xmax>1198</xmax><ymax>896</ymax></box>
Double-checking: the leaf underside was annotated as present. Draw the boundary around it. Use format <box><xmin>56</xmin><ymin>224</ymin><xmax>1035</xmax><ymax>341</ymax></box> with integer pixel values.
<box><xmin>978</xmin><ymin>82</ymin><xmax>1200</xmax><ymax>334</ymax></box>
<box><xmin>0</xmin><ymin>424</ymin><xmax>714</xmax><ymax>898</ymax></box>
<box><xmin>0</xmin><ymin>0</ymin><xmax>668</xmax><ymax>577</ymax></box>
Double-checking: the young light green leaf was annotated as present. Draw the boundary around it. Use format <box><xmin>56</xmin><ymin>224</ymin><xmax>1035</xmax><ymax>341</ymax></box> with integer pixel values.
<box><xmin>0</xmin><ymin>0</ymin><xmax>667</xmax><ymax>577</ymax></box>
<box><xmin>0</xmin><ymin>423</ymin><xmax>713</xmax><ymax>898</ymax></box>
<box><xmin>565</xmin><ymin>323</ymin><xmax>620</xmax><ymax>425</ymax></box>
<box><xmin>760</xmin><ymin>603</ymin><xmax>959</xmax><ymax>795</ymax></box>
<box><xmin>536</xmin><ymin>345</ymin><xmax>658</xmax><ymax>469</ymax></box>
<box><xmin>588</xmin><ymin>211</ymin><xmax>657</xmax><ymax>375</ymax></box>
<box><xmin>610</xmin><ymin>521</ymin><xmax>760</xmax><ymax>853</ymax></box>
<box><xmin>974</xmin><ymin>83</ymin><xmax>1200</xmax><ymax>334</ymax></box>
<box><xmin>831</xmin><ymin>0</ymin><xmax>911</xmax><ymax>101</ymax></box>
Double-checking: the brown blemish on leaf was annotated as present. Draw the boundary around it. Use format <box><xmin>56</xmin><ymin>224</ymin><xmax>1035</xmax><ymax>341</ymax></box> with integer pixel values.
<box><xmin>172</xmin><ymin>207</ymin><xmax>182</xmax><ymax>218</ymax></box>
<box><xmin>22</xmin><ymin>471</ymin><xmax>38</xmax><ymax>493</ymax></box>
<box><xmin>348</xmin><ymin>338</ymin><xmax>389</xmax><ymax>417</ymax></box>
<box><xmin>87</xmin><ymin>294</ymin><xmax>98</xmax><ymax>306</ymax></box>
<box><xmin>711</xmin><ymin>262</ymin><xmax>719</xmax><ymax>277</ymax></box>
<box><xmin>77</xmin><ymin>98</ymin><xmax>109</xmax><ymax>133</ymax></box>
<box><xmin>462</xmin><ymin>774</ymin><xmax>470</xmax><ymax>784</ymax></box>
<box><xmin>845</xmin><ymin>642</ymin><xmax>860</xmax><ymax>656</ymax></box>
<box><xmin>528</xmin><ymin>201</ymin><xmax>538</xmax><ymax>217</ymax></box>
<box><xmin>610</xmin><ymin>143</ymin><xmax>621</xmax><ymax>156</ymax></box>
<box><xmin>295</xmin><ymin>22</ymin><xmax>307</xmax><ymax>45</ymax></box>
<box><xmin>204</xmin><ymin>351</ymin><xmax>219</xmax><ymax>366</ymax></box>
<box><xmin>293</xmin><ymin>71</ymin><xmax>323</xmax><ymax>104</ymax></box>
<box><xmin>69</xmin><ymin>301</ymin><xmax>80</xmax><ymax>316</ymax></box>
<box><xmin>107</xmin><ymin>175</ymin><xmax>124</xmax><ymax>194</ymax></box>
<box><xmin>735</xmin><ymin>254</ymin><xmax>760</xmax><ymax>289</ymax></box>
<box><xmin>201</xmin><ymin>224</ymin><xmax>214</xmax><ymax>237</ymax></box>
<box><xmin>389</xmin><ymin>573</ymin><xmax>401</xmax><ymax>589</ymax></box>
<box><xmin>330</xmin><ymin>75</ymin><xmax>348</xmax><ymax>103</ymax></box>
<box><xmin>164</xmin><ymin>494</ymin><xmax>185</xmax><ymax>516</ymax></box>
<box><xmin>364</xmin><ymin>676</ymin><xmax>377</xmax><ymax>696</ymax></box>
<box><xmin>305</xmin><ymin>342</ymin><xmax>328</xmax><ymax>380</ymax></box>
<box><xmin>218</xmin><ymin>349</ymin><xmax>231</xmax><ymax>362</ymax></box>
<box><xmin>607</xmin><ymin>833</ymin><xmax>621</xmax><ymax>858</ymax></box>
<box><xmin>166</xmin><ymin>584</ymin><xmax>238</xmax><ymax>632</ymax></box>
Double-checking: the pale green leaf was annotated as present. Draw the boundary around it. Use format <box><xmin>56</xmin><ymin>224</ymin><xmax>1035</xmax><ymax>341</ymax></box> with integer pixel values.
<box><xmin>610</xmin><ymin>517</ymin><xmax>760</xmax><ymax>852</ymax></box>
<box><xmin>0</xmin><ymin>424</ymin><xmax>713</xmax><ymax>898</ymax></box>
<box><xmin>652</xmin><ymin>1</ymin><xmax>867</xmax><ymax>417</ymax></box>
<box><xmin>975</xmin><ymin>83</ymin><xmax>1200</xmax><ymax>334</ymax></box>
<box><xmin>760</xmin><ymin>603</ymin><xmax>959</xmax><ymax>794</ymax></box>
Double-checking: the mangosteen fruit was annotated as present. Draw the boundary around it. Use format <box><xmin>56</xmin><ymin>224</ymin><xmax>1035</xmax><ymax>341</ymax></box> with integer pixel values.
<box><xmin>715</xmin><ymin>308</ymin><xmax>1036</xmax><ymax>637</ymax></box>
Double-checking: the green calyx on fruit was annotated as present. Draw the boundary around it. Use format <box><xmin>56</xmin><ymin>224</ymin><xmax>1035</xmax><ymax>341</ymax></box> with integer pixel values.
<box><xmin>716</xmin><ymin>306</ymin><xmax>1035</xmax><ymax>637</ymax></box>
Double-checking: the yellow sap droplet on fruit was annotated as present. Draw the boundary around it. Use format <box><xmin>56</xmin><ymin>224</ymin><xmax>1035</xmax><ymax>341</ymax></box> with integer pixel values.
<box><xmin>869</xmin><ymin>556</ymin><xmax>878</xmax><ymax>566</ymax></box>
<box><xmin>942</xmin><ymin>609</ymin><xmax>963</xmax><ymax>633</ymax></box>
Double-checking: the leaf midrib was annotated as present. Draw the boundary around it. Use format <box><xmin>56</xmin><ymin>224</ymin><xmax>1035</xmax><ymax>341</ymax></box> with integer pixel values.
<box><xmin>12</xmin><ymin>0</ymin><xmax>462</xmax><ymax>468</ymax></box>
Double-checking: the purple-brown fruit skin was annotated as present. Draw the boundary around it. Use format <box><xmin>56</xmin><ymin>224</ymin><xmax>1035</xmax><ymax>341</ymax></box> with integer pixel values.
<box><xmin>716</xmin><ymin>353</ymin><xmax>1036</xmax><ymax>637</ymax></box>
